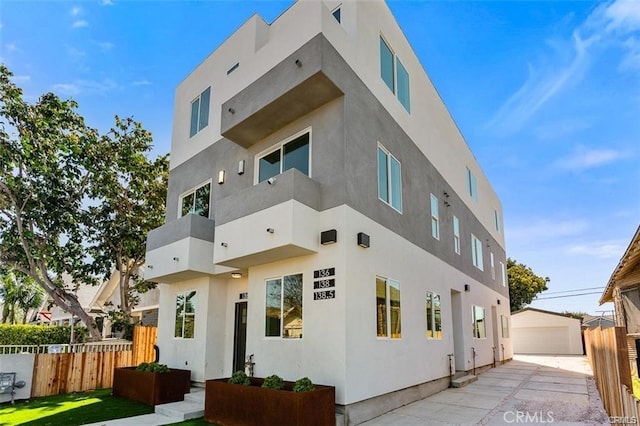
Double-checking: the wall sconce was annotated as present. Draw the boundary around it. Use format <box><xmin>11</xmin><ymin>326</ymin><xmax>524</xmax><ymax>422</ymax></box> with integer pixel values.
<box><xmin>173</xmin><ymin>257</ymin><xmax>179</xmax><ymax>261</ymax></box>
<box><xmin>497</xmin><ymin>299</ymin><xmax>501</xmax><ymax>305</ymax></box>
<box><xmin>295</xmin><ymin>59</ymin><xmax>302</xmax><ymax>67</ymax></box>
<box><xmin>228</xmin><ymin>107</ymin><xmax>235</xmax><ymax>114</ymax></box>
<box><xmin>218</xmin><ymin>170</ymin><xmax>225</xmax><ymax>184</ymax></box>
<box><xmin>238</xmin><ymin>160</ymin><xmax>245</xmax><ymax>175</ymax></box>
<box><xmin>266</xmin><ymin>228</ymin><xmax>275</xmax><ymax>234</ymax></box>
<box><xmin>221</xmin><ymin>242</ymin><xmax>228</xmax><ymax>247</ymax></box>
<box><xmin>321</xmin><ymin>229</ymin><xmax>337</xmax><ymax>245</ymax></box>
<box><xmin>357</xmin><ymin>232</ymin><xmax>370</xmax><ymax>248</ymax></box>
<box><xmin>231</xmin><ymin>272</ymin><xmax>242</xmax><ymax>279</ymax></box>
<box><xmin>147</xmin><ymin>265</ymin><xmax>153</xmax><ymax>269</ymax></box>
<box><xmin>464</xmin><ymin>284</ymin><xmax>470</xmax><ymax>292</ymax></box>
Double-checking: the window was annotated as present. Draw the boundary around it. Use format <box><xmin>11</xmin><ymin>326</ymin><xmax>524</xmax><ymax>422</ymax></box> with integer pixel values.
<box><xmin>471</xmin><ymin>234</ymin><xmax>484</xmax><ymax>271</ymax></box>
<box><xmin>490</xmin><ymin>252</ymin><xmax>495</xmax><ymax>280</ymax></box>
<box><xmin>180</xmin><ymin>182</ymin><xmax>211</xmax><ymax>218</ymax></box>
<box><xmin>472</xmin><ymin>305</ymin><xmax>486</xmax><ymax>339</ymax></box>
<box><xmin>430</xmin><ymin>194</ymin><xmax>439</xmax><ymax>239</ymax></box>
<box><xmin>331</xmin><ymin>5</ymin><xmax>341</xmax><ymax>23</ymax></box>
<box><xmin>500</xmin><ymin>261</ymin><xmax>507</xmax><ymax>287</ymax></box>
<box><xmin>501</xmin><ymin>315</ymin><xmax>510</xmax><ymax>338</ymax></box>
<box><xmin>376</xmin><ymin>277</ymin><xmax>401</xmax><ymax>338</ymax></box>
<box><xmin>379</xmin><ymin>36</ymin><xmax>410</xmax><ymax>112</ymax></box>
<box><xmin>175</xmin><ymin>291</ymin><xmax>196</xmax><ymax>339</ymax></box>
<box><xmin>258</xmin><ymin>131</ymin><xmax>310</xmax><ymax>183</ymax></box>
<box><xmin>453</xmin><ymin>216</ymin><xmax>461</xmax><ymax>255</ymax></box>
<box><xmin>265</xmin><ymin>273</ymin><xmax>303</xmax><ymax>339</ymax></box>
<box><xmin>466</xmin><ymin>167</ymin><xmax>478</xmax><ymax>202</ymax></box>
<box><xmin>426</xmin><ymin>291</ymin><xmax>442</xmax><ymax>339</ymax></box>
<box><xmin>190</xmin><ymin>87</ymin><xmax>210</xmax><ymax>137</ymax></box>
<box><xmin>377</xmin><ymin>145</ymin><xmax>402</xmax><ymax>212</ymax></box>
<box><xmin>494</xmin><ymin>210</ymin><xmax>502</xmax><ymax>234</ymax></box>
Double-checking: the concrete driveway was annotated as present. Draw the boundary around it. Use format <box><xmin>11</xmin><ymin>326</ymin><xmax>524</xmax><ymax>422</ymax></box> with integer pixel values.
<box><xmin>360</xmin><ymin>355</ymin><xmax>610</xmax><ymax>425</ymax></box>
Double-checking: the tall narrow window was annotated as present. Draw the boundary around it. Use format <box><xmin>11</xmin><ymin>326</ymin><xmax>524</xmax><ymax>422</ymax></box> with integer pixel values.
<box><xmin>380</xmin><ymin>37</ymin><xmax>394</xmax><ymax>93</ymax></box>
<box><xmin>471</xmin><ymin>234</ymin><xmax>484</xmax><ymax>271</ymax></box>
<box><xmin>430</xmin><ymin>194</ymin><xmax>439</xmax><ymax>239</ymax></box>
<box><xmin>396</xmin><ymin>58</ymin><xmax>410</xmax><ymax>112</ymax></box>
<box><xmin>376</xmin><ymin>277</ymin><xmax>401</xmax><ymax>339</ymax></box>
<box><xmin>453</xmin><ymin>216</ymin><xmax>461</xmax><ymax>255</ymax></box>
<box><xmin>494</xmin><ymin>209</ymin><xmax>502</xmax><ymax>234</ymax></box>
<box><xmin>426</xmin><ymin>291</ymin><xmax>442</xmax><ymax>339</ymax></box>
<box><xmin>466</xmin><ymin>167</ymin><xmax>478</xmax><ymax>202</ymax></box>
<box><xmin>472</xmin><ymin>305</ymin><xmax>486</xmax><ymax>339</ymax></box>
<box><xmin>190</xmin><ymin>87</ymin><xmax>210</xmax><ymax>137</ymax></box>
<box><xmin>500</xmin><ymin>261</ymin><xmax>507</xmax><ymax>287</ymax></box>
<box><xmin>331</xmin><ymin>5</ymin><xmax>341</xmax><ymax>23</ymax></box>
<box><xmin>490</xmin><ymin>252</ymin><xmax>496</xmax><ymax>280</ymax></box>
<box><xmin>257</xmin><ymin>132</ymin><xmax>310</xmax><ymax>183</ymax></box>
<box><xmin>265</xmin><ymin>273</ymin><xmax>303</xmax><ymax>338</ymax></box>
<box><xmin>501</xmin><ymin>315</ymin><xmax>510</xmax><ymax>338</ymax></box>
<box><xmin>379</xmin><ymin>36</ymin><xmax>410</xmax><ymax>112</ymax></box>
<box><xmin>175</xmin><ymin>291</ymin><xmax>196</xmax><ymax>339</ymax></box>
<box><xmin>180</xmin><ymin>182</ymin><xmax>211</xmax><ymax>218</ymax></box>
<box><xmin>377</xmin><ymin>145</ymin><xmax>402</xmax><ymax>212</ymax></box>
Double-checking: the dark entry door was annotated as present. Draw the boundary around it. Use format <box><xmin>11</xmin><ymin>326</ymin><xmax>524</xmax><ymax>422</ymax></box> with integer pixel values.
<box><xmin>233</xmin><ymin>301</ymin><xmax>248</xmax><ymax>373</ymax></box>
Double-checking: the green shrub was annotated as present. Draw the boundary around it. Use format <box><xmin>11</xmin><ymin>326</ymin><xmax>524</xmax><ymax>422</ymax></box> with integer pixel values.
<box><xmin>293</xmin><ymin>377</ymin><xmax>315</xmax><ymax>393</ymax></box>
<box><xmin>261</xmin><ymin>374</ymin><xmax>284</xmax><ymax>390</ymax></box>
<box><xmin>0</xmin><ymin>324</ymin><xmax>87</xmax><ymax>345</ymax></box>
<box><xmin>135</xmin><ymin>362</ymin><xmax>169</xmax><ymax>373</ymax></box>
<box><xmin>228</xmin><ymin>370</ymin><xmax>250</xmax><ymax>386</ymax></box>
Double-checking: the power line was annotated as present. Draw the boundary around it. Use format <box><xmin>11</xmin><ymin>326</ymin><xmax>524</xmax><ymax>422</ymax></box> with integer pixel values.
<box><xmin>533</xmin><ymin>291</ymin><xmax>603</xmax><ymax>300</ymax></box>
<box><xmin>541</xmin><ymin>286</ymin><xmax>605</xmax><ymax>295</ymax></box>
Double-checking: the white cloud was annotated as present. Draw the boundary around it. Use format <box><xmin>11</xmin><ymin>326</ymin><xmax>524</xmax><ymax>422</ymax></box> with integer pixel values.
<box><xmin>67</xmin><ymin>45</ymin><xmax>86</xmax><ymax>59</ymax></box>
<box><xmin>72</xmin><ymin>20</ymin><xmax>89</xmax><ymax>29</ymax></box>
<box><xmin>53</xmin><ymin>83</ymin><xmax>81</xmax><ymax>96</ymax></box>
<box><xmin>101</xmin><ymin>0</ymin><xmax>114</xmax><ymax>5</ymax></box>
<box><xmin>12</xmin><ymin>75</ymin><xmax>30</xmax><ymax>84</ymax></box>
<box><xmin>553</xmin><ymin>146</ymin><xmax>625</xmax><ymax>171</ymax></box>
<box><xmin>604</xmin><ymin>0</ymin><xmax>640</xmax><ymax>33</ymax></box>
<box><xmin>567</xmin><ymin>241</ymin><xmax>626</xmax><ymax>259</ymax></box>
<box><xmin>131</xmin><ymin>79</ymin><xmax>151</xmax><ymax>86</ymax></box>
<box><xmin>53</xmin><ymin>79</ymin><xmax>119</xmax><ymax>96</ymax></box>
<box><xmin>5</xmin><ymin>42</ymin><xmax>18</xmax><ymax>52</ymax></box>
<box><xmin>70</xmin><ymin>6</ymin><xmax>82</xmax><ymax>17</ymax></box>
<box><xmin>95</xmin><ymin>41</ymin><xmax>115</xmax><ymax>51</ymax></box>
<box><xmin>508</xmin><ymin>218</ymin><xmax>589</xmax><ymax>243</ymax></box>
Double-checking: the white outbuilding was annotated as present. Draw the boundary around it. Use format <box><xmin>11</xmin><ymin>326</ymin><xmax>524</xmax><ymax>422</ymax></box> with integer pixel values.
<box><xmin>511</xmin><ymin>308</ymin><xmax>583</xmax><ymax>355</ymax></box>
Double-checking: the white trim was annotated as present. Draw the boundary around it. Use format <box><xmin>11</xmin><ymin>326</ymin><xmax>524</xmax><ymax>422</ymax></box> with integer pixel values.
<box><xmin>377</xmin><ymin>142</ymin><xmax>403</xmax><ymax>214</ymax></box>
<box><xmin>177</xmin><ymin>179</ymin><xmax>213</xmax><ymax>219</ymax></box>
<box><xmin>375</xmin><ymin>275</ymin><xmax>402</xmax><ymax>340</ymax></box>
<box><xmin>254</xmin><ymin>127</ymin><xmax>312</xmax><ymax>185</ymax></box>
<box><xmin>173</xmin><ymin>289</ymin><xmax>197</xmax><ymax>340</ymax></box>
<box><xmin>263</xmin><ymin>272</ymin><xmax>304</xmax><ymax>340</ymax></box>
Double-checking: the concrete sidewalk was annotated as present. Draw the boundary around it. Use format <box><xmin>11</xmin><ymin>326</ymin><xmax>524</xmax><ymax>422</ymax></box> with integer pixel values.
<box><xmin>360</xmin><ymin>354</ymin><xmax>610</xmax><ymax>425</ymax></box>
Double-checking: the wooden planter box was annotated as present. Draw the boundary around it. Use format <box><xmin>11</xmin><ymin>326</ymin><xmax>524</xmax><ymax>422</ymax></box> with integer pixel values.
<box><xmin>205</xmin><ymin>377</ymin><xmax>335</xmax><ymax>426</ymax></box>
<box><xmin>112</xmin><ymin>367</ymin><xmax>191</xmax><ymax>406</ymax></box>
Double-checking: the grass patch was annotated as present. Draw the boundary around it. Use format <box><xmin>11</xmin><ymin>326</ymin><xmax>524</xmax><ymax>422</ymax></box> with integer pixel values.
<box><xmin>0</xmin><ymin>388</ymin><xmax>153</xmax><ymax>425</ymax></box>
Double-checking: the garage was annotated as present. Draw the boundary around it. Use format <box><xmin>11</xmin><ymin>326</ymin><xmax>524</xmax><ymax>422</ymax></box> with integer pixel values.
<box><xmin>511</xmin><ymin>308</ymin><xmax>583</xmax><ymax>355</ymax></box>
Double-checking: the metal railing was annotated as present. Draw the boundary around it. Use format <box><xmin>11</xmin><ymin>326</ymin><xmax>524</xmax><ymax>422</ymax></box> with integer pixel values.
<box><xmin>0</xmin><ymin>341</ymin><xmax>132</xmax><ymax>354</ymax></box>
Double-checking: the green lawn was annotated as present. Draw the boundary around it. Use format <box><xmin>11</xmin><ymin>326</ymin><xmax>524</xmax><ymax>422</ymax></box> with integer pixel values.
<box><xmin>0</xmin><ymin>389</ymin><xmax>153</xmax><ymax>426</ymax></box>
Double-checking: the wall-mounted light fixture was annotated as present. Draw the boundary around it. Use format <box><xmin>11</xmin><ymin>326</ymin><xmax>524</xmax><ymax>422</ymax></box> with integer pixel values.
<box><xmin>231</xmin><ymin>272</ymin><xmax>242</xmax><ymax>279</ymax></box>
<box><xmin>221</xmin><ymin>242</ymin><xmax>228</xmax><ymax>247</ymax></box>
<box><xmin>266</xmin><ymin>228</ymin><xmax>275</xmax><ymax>234</ymax></box>
<box><xmin>147</xmin><ymin>265</ymin><xmax>153</xmax><ymax>269</ymax></box>
<box><xmin>267</xmin><ymin>177</ymin><xmax>276</xmax><ymax>185</ymax></box>
<box><xmin>228</xmin><ymin>107</ymin><xmax>235</xmax><ymax>114</ymax></box>
<box><xmin>497</xmin><ymin>299</ymin><xmax>501</xmax><ymax>305</ymax></box>
<box><xmin>173</xmin><ymin>257</ymin><xmax>179</xmax><ymax>261</ymax></box>
<box><xmin>238</xmin><ymin>160</ymin><xmax>245</xmax><ymax>175</ymax></box>
<box><xmin>443</xmin><ymin>191</ymin><xmax>450</xmax><ymax>198</ymax></box>
<box><xmin>218</xmin><ymin>170</ymin><xmax>225</xmax><ymax>185</ymax></box>
<box><xmin>321</xmin><ymin>229</ymin><xmax>337</xmax><ymax>245</ymax></box>
<box><xmin>295</xmin><ymin>59</ymin><xmax>302</xmax><ymax>67</ymax></box>
<box><xmin>357</xmin><ymin>232</ymin><xmax>370</xmax><ymax>248</ymax></box>
<box><xmin>444</xmin><ymin>201</ymin><xmax>451</xmax><ymax>207</ymax></box>
<box><xmin>464</xmin><ymin>284</ymin><xmax>470</xmax><ymax>292</ymax></box>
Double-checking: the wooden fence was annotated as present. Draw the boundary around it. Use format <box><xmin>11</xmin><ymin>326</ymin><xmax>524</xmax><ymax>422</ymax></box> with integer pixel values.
<box><xmin>584</xmin><ymin>326</ymin><xmax>639</xmax><ymax>418</ymax></box>
<box><xmin>29</xmin><ymin>325</ymin><xmax>157</xmax><ymax>397</ymax></box>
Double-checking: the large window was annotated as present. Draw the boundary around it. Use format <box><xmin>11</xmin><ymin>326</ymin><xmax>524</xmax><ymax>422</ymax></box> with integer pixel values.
<box><xmin>426</xmin><ymin>291</ymin><xmax>442</xmax><ymax>339</ymax></box>
<box><xmin>501</xmin><ymin>315</ymin><xmax>510</xmax><ymax>338</ymax></box>
<box><xmin>377</xmin><ymin>145</ymin><xmax>402</xmax><ymax>212</ymax></box>
<box><xmin>265</xmin><ymin>273</ymin><xmax>303</xmax><ymax>339</ymax></box>
<box><xmin>190</xmin><ymin>87</ymin><xmax>210</xmax><ymax>137</ymax></box>
<box><xmin>471</xmin><ymin>234</ymin><xmax>484</xmax><ymax>271</ymax></box>
<box><xmin>466</xmin><ymin>167</ymin><xmax>478</xmax><ymax>202</ymax></box>
<box><xmin>376</xmin><ymin>277</ymin><xmax>401</xmax><ymax>338</ymax></box>
<box><xmin>472</xmin><ymin>305</ymin><xmax>486</xmax><ymax>339</ymax></box>
<box><xmin>180</xmin><ymin>182</ymin><xmax>210</xmax><ymax>218</ymax></box>
<box><xmin>430</xmin><ymin>194</ymin><xmax>439</xmax><ymax>240</ymax></box>
<box><xmin>258</xmin><ymin>131</ymin><xmax>310</xmax><ymax>183</ymax></box>
<box><xmin>494</xmin><ymin>209</ymin><xmax>502</xmax><ymax>234</ymax></box>
<box><xmin>453</xmin><ymin>215</ymin><xmax>461</xmax><ymax>255</ymax></box>
<box><xmin>379</xmin><ymin>36</ymin><xmax>410</xmax><ymax>113</ymax></box>
<box><xmin>175</xmin><ymin>291</ymin><xmax>196</xmax><ymax>339</ymax></box>
<box><xmin>500</xmin><ymin>261</ymin><xmax>507</xmax><ymax>287</ymax></box>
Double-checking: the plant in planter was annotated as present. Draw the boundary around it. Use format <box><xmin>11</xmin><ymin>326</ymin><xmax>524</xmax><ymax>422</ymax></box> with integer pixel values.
<box><xmin>205</xmin><ymin>374</ymin><xmax>335</xmax><ymax>426</ymax></box>
<box><xmin>113</xmin><ymin>362</ymin><xmax>191</xmax><ymax>406</ymax></box>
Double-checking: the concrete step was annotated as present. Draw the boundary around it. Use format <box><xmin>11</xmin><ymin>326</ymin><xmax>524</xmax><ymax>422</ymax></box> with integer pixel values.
<box><xmin>451</xmin><ymin>374</ymin><xmax>477</xmax><ymax>388</ymax></box>
<box><xmin>184</xmin><ymin>388</ymin><xmax>205</xmax><ymax>404</ymax></box>
<box><xmin>336</xmin><ymin>413</ymin><xmax>345</xmax><ymax>426</ymax></box>
<box><xmin>154</xmin><ymin>400</ymin><xmax>204</xmax><ymax>421</ymax></box>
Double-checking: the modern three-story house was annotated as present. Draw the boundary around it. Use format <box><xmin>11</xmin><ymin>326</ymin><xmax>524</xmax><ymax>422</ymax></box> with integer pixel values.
<box><xmin>145</xmin><ymin>0</ymin><xmax>512</xmax><ymax>423</ymax></box>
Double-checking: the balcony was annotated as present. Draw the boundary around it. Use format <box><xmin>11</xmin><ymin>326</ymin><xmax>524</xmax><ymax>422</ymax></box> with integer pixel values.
<box><xmin>145</xmin><ymin>214</ymin><xmax>229</xmax><ymax>283</ymax></box>
<box><xmin>221</xmin><ymin>34</ymin><xmax>343</xmax><ymax>148</ymax></box>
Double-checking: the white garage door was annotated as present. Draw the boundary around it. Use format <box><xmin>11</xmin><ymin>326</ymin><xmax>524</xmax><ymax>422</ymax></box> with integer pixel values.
<box><xmin>512</xmin><ymin>326</ymin><xmax>571</xmax><ymax>354</ymax></box>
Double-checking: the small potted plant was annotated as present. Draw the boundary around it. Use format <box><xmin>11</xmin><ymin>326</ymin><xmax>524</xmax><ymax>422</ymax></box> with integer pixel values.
<box><xmin>113</xmin><ymin>362</ymin><xmax>191</xmax><ymax>406</ymax></box>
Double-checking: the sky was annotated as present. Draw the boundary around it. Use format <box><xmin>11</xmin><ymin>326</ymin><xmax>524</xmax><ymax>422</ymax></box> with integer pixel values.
<box><xmin>1</xmin><ymin>0</ymin><xmax>638</xmax><ymax>315</ymax></box>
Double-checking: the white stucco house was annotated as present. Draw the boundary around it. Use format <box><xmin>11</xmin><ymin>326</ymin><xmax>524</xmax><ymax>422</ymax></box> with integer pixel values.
<box><xmin>144</xmin><ymin>0</ymin><xmax>512</xmax><ymax>423</ymax></box>
<box><xmin>511</xmin><ymin>308</ymin><xmax>583</xmax><ymax>355</ymax></box>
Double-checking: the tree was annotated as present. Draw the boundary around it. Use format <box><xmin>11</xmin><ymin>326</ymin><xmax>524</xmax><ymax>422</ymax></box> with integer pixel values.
<box><xmin>87</xmin><ymin>116</ymin><xmax>168</xmax><ymax>321</ymax></box>
<box><xmin>507</xmin><ymin>258</ymin><xmax>549</xmax><ymax>312</ymax></box>
<box><xmin>0</xmin><ymin>269</ymin><xmax>45</xmax><ymax>324</ymax></box>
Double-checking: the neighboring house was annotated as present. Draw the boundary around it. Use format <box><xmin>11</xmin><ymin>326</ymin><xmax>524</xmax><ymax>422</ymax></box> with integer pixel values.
<box><xmin>145</xmin><ymin>1</ymin><xmax>511</xmax><ymax>423</ymax></box>
<box><xmin>599</xmin><ymin>225</ymin><xmax>640</xmax><ymax>376</ymax></box>
<box><xmin>582</xmin><ymin>314</ymin><xmax>615</xmax><ymax>329</ymax></box>
<box><xmin>511</xmin><ymin>308</ymin><xmax>583</xmax><ymax>355</ymax></box>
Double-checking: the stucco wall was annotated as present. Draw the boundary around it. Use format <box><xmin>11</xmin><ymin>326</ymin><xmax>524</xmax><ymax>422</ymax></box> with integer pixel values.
<box><xmin>511</xmin><ymin>310</ymin><xmax>583</xmax><ymax>355</ymax></box>
<box><xmin>0</xmin><ymin>353</ymin><xmax>34</xmax><ymax>403</ymax></box>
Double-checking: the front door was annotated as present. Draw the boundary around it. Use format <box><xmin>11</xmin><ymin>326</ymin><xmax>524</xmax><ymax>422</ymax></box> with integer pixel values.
<box><xmin>233</xmin><ymin>301</ymin><xmax>248</xmax><ymax>373</ymax></box>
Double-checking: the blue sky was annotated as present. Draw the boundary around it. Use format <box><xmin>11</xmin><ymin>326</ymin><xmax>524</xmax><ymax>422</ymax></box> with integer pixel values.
<box><xmin>2</xmin><ymin>0</ymin><xmax>638</xmax><ymax>315</ymax></box>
